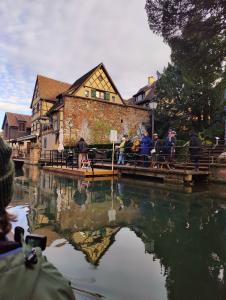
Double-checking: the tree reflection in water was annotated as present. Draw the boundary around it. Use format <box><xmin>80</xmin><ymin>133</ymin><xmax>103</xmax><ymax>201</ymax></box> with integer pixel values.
<box><xmin>13</xmin><ymin>166</ymin><xmax>226</xmax><ymax>299</ymax></box>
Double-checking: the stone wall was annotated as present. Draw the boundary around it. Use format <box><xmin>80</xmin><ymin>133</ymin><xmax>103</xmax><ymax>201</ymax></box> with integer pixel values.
<box><xmin>29</xmin><ymin>145</ymin><xmax>41</xmax><ymax>164</ymax></box>
<box><xmin>63</xmin><ymin>96</ymin><xmax>149</xmax><ymax>145</ymax></box>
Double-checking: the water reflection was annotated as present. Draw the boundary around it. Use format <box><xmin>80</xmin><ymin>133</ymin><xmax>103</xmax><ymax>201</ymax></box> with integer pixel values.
<box><xmin>13</xmin><ymin>166</ymin><xmax>226</xmax><ymax>300</ymax></box>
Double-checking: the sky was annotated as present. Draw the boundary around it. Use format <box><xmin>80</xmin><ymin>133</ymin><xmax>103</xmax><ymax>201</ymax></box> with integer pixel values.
<box><xmin>0</xmin><ymin>0</ymin><xmax>170</xmax><ymax>127</ymax></box>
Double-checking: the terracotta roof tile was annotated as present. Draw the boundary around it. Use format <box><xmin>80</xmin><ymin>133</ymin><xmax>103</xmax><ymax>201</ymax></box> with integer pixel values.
<box><xmin>133</xmin><ymin>81</ymin><xmax>156</xmax><ymax>98</ymax></box>
<box><xmin>37</xmin><ymin>75</ymin><xmax>71</xmax><ymax>100</ymax></box>
<box><xmin>5</xmin><ymin>112</ymin><xmax>31</xmax><ymax>128</ymax></box>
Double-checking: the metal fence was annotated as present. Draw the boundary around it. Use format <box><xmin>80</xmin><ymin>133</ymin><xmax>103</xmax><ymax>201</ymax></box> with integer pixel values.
<box><xmin>40</xmin><ymin>142</ymin><xmax>225</xmax><ymax>171</ymax></box>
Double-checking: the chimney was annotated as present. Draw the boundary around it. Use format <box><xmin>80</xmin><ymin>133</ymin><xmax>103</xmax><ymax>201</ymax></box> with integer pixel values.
<box><xmin>148</xmin><ymin>76</ymin><xmax>156</xmax><ymax>85</ymax></box>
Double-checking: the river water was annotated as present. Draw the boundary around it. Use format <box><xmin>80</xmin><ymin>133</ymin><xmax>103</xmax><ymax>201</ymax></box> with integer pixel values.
<box><xmin>11</xmin><ymin>166</ymin><xmax>226</xmax><ymax>300</ymax></box>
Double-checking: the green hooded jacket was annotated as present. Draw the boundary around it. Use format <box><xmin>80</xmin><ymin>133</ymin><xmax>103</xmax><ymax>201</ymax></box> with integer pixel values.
<box><xmin>0</xmin><ymin>247</ymin><xmax>75</xmax><ymax>300</ymax></box>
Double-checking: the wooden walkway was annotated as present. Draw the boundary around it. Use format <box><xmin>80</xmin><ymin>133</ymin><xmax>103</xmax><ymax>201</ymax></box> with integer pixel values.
<box><xmin>42</xmin><ymin>166</ymin><xmax>118</xmax><ymax>178</ymax></box>
<box><xmin>95</xmin><ymin>163</ymin><xmax>209</xmax><ymax>185</ymax></box>
<box><xmin>42</xmin><ymin>163</ymin><xmax>209</xmax><ymax>184</ymax></box>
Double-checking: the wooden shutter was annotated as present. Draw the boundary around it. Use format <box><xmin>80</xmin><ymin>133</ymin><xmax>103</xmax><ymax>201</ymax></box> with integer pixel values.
<box><xmin>105</xmin><ymin>92</ymin><xmax>110</xmax><ymax>101</ymax></box>
<box><xmin>91</xmin><ymin>89</ymin><xmax>96</xmax><ymax>98</ymax></box>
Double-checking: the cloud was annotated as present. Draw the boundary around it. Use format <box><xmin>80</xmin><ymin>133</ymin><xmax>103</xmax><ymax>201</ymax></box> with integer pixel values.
<box><xmin>0</xmin><ymin>0</ymin><xmax>170</xmax><ymax>124</ymax></box>
<box><xmin>0</xmin><ymin>101</ymin><xmax>31</xmax><ymax>114</ymax></box>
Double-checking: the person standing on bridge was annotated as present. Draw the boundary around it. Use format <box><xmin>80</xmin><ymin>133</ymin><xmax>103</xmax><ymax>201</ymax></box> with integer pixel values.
<box><xmin>163</xmin><ymin>130</ymin><xmax>175</xmax><ymax>169</ymax></box>
<box><xmin>117</xmin><ymin>136</ymin><xmax>126</xmax><ymax>165</ymax></box>
<box><xmin>189</xmin><ymin>132</ymin><xmax>202</xmax><ymax>172</ymax></box>
<box><xmin>75</xmin><ymin>138</ymin><xmax>88</xmax><ymax>169</ymax></box>
<box><xmin>140</xmin><ymin>130</ymin><xmax>152</xmax><ymax>167</ymax></box>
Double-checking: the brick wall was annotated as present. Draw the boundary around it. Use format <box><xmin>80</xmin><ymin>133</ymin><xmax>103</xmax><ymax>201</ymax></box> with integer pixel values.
<box><xmin>63</xmin><ymin>96</ymin><xmax>149</xmax><ymax>145</ymax></box>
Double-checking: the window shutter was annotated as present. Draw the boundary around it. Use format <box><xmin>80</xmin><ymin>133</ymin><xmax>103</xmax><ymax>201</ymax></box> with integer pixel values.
<box><xmin>91</xmin><ymin>89</ymin><xmax>96</xmax><ymax>98</ymax></box>
<box><xmin>105</xmin><ymin>92</ymin><xmax>110</xmax><ymax>101</ymax></box>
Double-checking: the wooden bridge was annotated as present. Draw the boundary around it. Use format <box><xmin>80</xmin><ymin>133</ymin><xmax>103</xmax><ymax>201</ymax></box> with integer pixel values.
<box><xmin>37</xmin><ymin>144</ymin><xmax>225</xmax><ymax>185</ymax></box>
<box><xmin>42</xmin><ymin>165</ymin><xmax>118</xmax><ymax>178</ymax></box>
<box><xmin>95</xmin><ymin>163</ymin><xmax>209</xmax><ymax>185</ymax></box>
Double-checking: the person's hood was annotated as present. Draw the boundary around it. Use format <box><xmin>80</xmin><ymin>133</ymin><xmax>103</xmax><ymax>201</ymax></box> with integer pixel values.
<box><xmin>0</xmin><ymin>248</ymin><xmax>42</xmax><ymax>299</ymax></box>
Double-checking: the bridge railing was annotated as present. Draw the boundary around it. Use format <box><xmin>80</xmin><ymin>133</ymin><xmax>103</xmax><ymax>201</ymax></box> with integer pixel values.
<box><xmin>40</xmin><ymin>143</ymin><xmax>225</xmax><ymax>171</ymax></box>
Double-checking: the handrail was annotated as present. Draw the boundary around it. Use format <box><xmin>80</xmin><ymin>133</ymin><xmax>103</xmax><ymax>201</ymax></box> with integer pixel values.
<box><xmin>39</xmin><ymin>143</ymin><xmax>225</xmax><ymax>172</ymax></box>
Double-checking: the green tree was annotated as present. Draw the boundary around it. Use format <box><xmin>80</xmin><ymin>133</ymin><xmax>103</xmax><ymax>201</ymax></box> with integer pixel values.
<box><xmin>145</xmin><ymin>0</ymin><xmax>226</xmax><ymax>138</ymax></box>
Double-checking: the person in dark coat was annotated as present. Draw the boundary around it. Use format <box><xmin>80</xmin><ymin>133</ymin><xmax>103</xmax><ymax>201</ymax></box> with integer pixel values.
<box><xmin>75</xmin><ymin>138</ymin><xmax>88</xmax><ymax>168</ymax></box>
<box><xmin>140</xmin><ymin>131</ymin><xmax>152</xmax><ymax>167</ymax></box>
<box><xmin>151</xmin><ymin>133</ymin><xmax>162</xmax><ymax>168</ymax></box>
<box><xmin>189</xmin><ymin>132</ymin><xmax>202</xmax><ymax>171</ymax></box>
<box><xmin>163</xmin><ymin>131</ymin><xmax>174</xmax><ymax>169</ymax></box>
<box><xmin>163</xmin><ymin>130</ymin><xmax>176</xmax><ymax>169</ymax></box>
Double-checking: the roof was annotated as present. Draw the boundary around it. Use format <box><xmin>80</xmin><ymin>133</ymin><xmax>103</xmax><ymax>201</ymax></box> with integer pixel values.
<box><xmin>2</xmin><ymin>112</ymin><xmax>31</xmax><ymax>129</ymax></box>
<box><xmin>133</xmin><ymin>85</ymin><xmax>151</xmax><ymax>97</ymax></box>
<box><xmin>17</xmin><ymin>134</ymin><xmax>37</xmax><ymax>142</ymax></box>
<box><xmin>48</xmin><ymin>63</ymin><xmax>125</xmax><ymax>113</ymax></box>
<box><xmin>131</xmin><ymin>81</ymin><xmax>157</xmax><ymax>105</ymax></box>
<box><xmin>30</xmin><ymin>75</ymin><xmax>71</xmax><ymax>107</ymax></box>
<box><xmin>64</xmin><ymin>63</ymin><xmax>124</xmax><ymax>103</ymax></box>
<box><xmin>133</xmin><ymin>81</ymin><xmax>156</xmax><ymax>98</ymax></box>
<box><xmin>71</xmin><ymin>227</ymin><xmax>120</xmax><ymax>265</ymax></box>
<box><xmin>64</xmin><ymin>64</ymin><xmax>101</xmax><ymax>95</ymax></box>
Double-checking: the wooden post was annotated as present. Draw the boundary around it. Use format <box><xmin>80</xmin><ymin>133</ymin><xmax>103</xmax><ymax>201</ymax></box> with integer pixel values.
<box><xmin>112</xmin><ymin>141</ymin><xmax>115</xmax><ymax>171</ymax></box>
<box><xmin>110</xmin><ymin>130</ymin><xmax>117</xmax><ymax>172</ymax></box>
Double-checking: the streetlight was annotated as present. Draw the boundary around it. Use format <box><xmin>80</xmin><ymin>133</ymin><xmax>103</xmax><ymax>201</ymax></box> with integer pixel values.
<box><xmin>149</xmin><ymin>100</ymin><xmax>158</xmax><ymax>137</ymax></box>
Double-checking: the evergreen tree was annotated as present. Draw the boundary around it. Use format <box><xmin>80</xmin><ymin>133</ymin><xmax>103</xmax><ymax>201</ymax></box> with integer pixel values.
<box><xmin>145</xmin><ymin>0</ymin><xmax>226</xmax><ymax>138</ymax></box>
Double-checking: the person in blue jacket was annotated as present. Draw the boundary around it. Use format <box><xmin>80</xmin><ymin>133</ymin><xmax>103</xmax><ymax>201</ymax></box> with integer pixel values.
<box><xmin>140</xmin><ymin>130</ymin><xmax>152</xmax><ymax>167</ymax></box>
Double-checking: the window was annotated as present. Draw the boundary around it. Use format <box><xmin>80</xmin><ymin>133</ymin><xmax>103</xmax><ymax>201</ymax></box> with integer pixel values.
<box><xmin>99</xmin><ymin>91</ymin><xmax>105</xmax><ymax>100</ymax></box>
<box><xmin>37</xmin><ymin>103</ymin><xmax>40</xmax><ymax>111</ymax></box>
<box><xmin>53</xmin><ymin>114</ymin><xmax>59</xmax><ymax>131</ymax></box>
<box><xmin>105</xmin><ymin>92</ymin><xmax>110</xmax><ymax>101</ymax></box>
<box><xmin>85</xmin><ymin>90</ymin><xmax>89</xmax><ymax>97</ymax></box>
<box><xmin>43</xmin><ymin>137</ymin><xmax>47</xmax><ymax>149</ymax></box>
<box><xmin>96</xmin><ymin>90</ymin><xmax>100</xmax><ymax>98</ymax></box>
<box><xmin>98</xmin><ymin>75</ymin><xmax>103</xmax><ymax>81</ymax></box>
<box><xmin>135</xmin><ymin>93</ymin><xmax>144</xmax><ymax>103</ymax></box>
<box><xmin>91</xmin><ymin>89</ymin><xmax>110</xmax><ymax>100</ymax></box>
<box><xmin>91</xmin><ymin>89</ymin><xmax>96</xmax><ymax>98</ymax></box>
<box><xmin>112</xmin><ymin>96</ymin><xmax>115</xmax><ymax>102</ymax></box>
<box><xmin>55</xmin><ymin>134</ymin><xmax>59</xmax><ymax>145</ymax></box>
<box><xmin>19</xmin><ymin>122</ymin><xmax>26</xmax><ymax>132</ymax></box>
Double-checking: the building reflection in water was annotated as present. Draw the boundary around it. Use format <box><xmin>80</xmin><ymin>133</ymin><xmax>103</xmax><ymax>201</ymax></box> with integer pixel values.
<box><xmin>15</xmin><ymin>168</ymin><xmax>141</xmax><ymax>265</ymax></box>
<box><xmin>14</xmin><ymin>166</ymin><xmax>226</xmax><ymax>299</ymax></box>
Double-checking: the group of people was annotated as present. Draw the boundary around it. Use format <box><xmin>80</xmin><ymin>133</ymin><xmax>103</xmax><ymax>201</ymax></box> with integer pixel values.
<box><xmin>116</xmin><ymin>129</ymin><xmax>202</xmax><ymax>171</ymax></box>
<box><xmin>116</xmin><ymin>129</ymin><xmax>177</xmax><ymax>169</ymax></box>
<box><xmin>74</xmin><ymin>130</ymin><xmax>202</xmax><ymax>172</ymax></box>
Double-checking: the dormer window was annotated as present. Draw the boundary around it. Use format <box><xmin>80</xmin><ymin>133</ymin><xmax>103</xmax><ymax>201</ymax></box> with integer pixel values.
<box><xmin>135</xmin><ymin>93</ymin><xmax>144</xmax><ymax>103</ymax></box>
<box><xmin>19</xmin><ymin>122</ymin><xmax>26</xmax><ymax>132</ymax></box>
